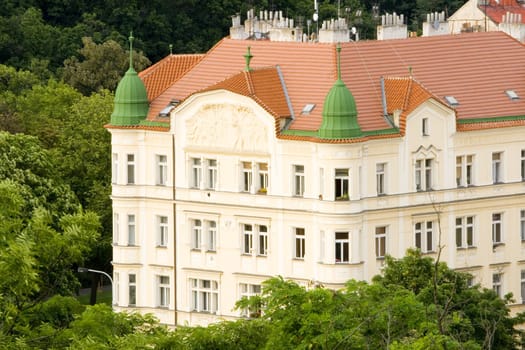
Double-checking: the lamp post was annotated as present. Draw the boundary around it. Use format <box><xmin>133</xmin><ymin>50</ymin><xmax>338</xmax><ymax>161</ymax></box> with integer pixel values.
<box><xmin>78</xmin><ymin>267</ymin><xmax>113</xmax><ymax>286</ymax></box>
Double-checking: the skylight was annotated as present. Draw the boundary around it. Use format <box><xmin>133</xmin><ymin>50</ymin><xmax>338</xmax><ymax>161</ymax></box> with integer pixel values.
<box><xmin>159</xmin><ymin>105</ymin><xmax>175</xmax><ymax>117</ymax></box>
<box><xmin>505</xmin><ymin>90</ymin><xmax>519</xmax><ymax>100</ymax></box>
<box><xmin>301</xmin><ymin>103</ymin><xmax>316</xmax><ymax>115</ymax></box>
<box><xmin>444</xmin><ymin>96</ymin><xmax>459</xmax><ymax>107</ymax></box>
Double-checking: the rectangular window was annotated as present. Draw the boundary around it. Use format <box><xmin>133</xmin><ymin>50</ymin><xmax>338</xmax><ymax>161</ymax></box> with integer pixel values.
<box><xmin>422</xmin><ymin>117</ymin><xmax>429</xmax><ymax>136</ymax></box>
<box><xmin>492</xmin><ymin>152</ymin><xmax>502</xmax><ymax>184</ymax></box>
<box><xmin>207</xmin><ymin>159</ymin><xmax>217</xmax><ymax>190</ymax></box>
<box><xmin>207</xmin><ymin>221</ymin><xmax>217</xmax><ymax>251</ymax></box>
<box><xmin>242</xmin><ymin>161</ymin><xmax>253</xmax><ymax>192</ymax></box>
<box><xmin>294</xmin><ymin>228</ymin><xmax>306</xmax><ymax>259</ymax></box>
<box><xmin>455</xmin><ymin>216</ymin><xmax>474</xmax><ymax>248</ymax></box>
<box><xmin>294</xmin><ymin>165</ymin><xmax>305</xmax><ymax>196</ymax></box>
<box><xmin>456</xmin><ymin>155</ymin><xmax>473</xmax><ymax>187</ymax></box>
<box><xmin>414</xmin><ymin>221</ymin><xmax>434</xmax><ymax>253</ymax></box>
<box><xmin>492</xmin><ymin>213</ymin><xmax>503</xmax><ymax>244</ymax></box>
<box><xmin>335</xmin><ymin>232</ymin><xmax>350</xmax><ymax>263</ymax></box>
<box><xmin>239</xmin><ymin>283</ymin><xmax>262</xmax><ymax>317</ymax></box>
<box><xmin>158</xmin><ymin>216</ymin><xmax>168</xmax><ymax>247</ymax></box>
<box><xmin>112</xmin><ymin>153</ymin><xmax>118</xmax><ymax>184</ymax></box>
<box><xmin>521</xmin><ymin>210</ymin><xmax>525</xmax><ymax>241</ymax></box>
<box><xmin>114</xmin><ymin>272</ymin><xmax>119</xmax><ymax>305</ymax></box>
<box><xmin>191</xmin><ymin>219</ymin><xmax>202</xmax><ymax>250</ymax></box>
<box><xmin>127</xmin><ymin>214</ymin><xmax>135</xmax><ymax>246</ymax></box>
<box><xmin>376</xmin><ymin>163</ymin><xmax>386</xmax><ymax>195</ymax></box>
<box><xmin>158</xmin><ymin>276</ymin><xmax>170</xmax><ymax>307</ymax></box>
<box><xmin>375</xmin><ymin>226</ymin><xmax>387</xmax><ymax>258</ymax></box>
<box><xmin>521</xmin><ymin>270</ymin><xmax>525</xmax><ymax>303</ymax></box>
<box><xmin>258</xmin><ymin>225</ymin><xmax>268</xmax><ymax>256</ymax></box>
<box><xmin>521</xmin><ymin>150</ymin><xmax>525</xmax><ymax>181</ymax></box>
<box><xmin>335</xmin><ymin>168</ymin><xmax>349</xmax><ymax>200</ymax></box>
<box><xmin>128</xmin><ymin>274</ymin><xmax>136</xmax><ymax>306</ymax></box>
<box><xmin>156</xmin><ymin>155</ymin><xmax>168</xmax><ymax>185</ymax></box>
<box><xmin>242</xmin><ymin>224</ymin><xmax>268</xmax><ymax>256</ymax></box>
<box><xmin>191</xmin><ymin>158</ymin><xmax>202</xmax><ymax>188</ymax></box>
<box><xmin>258</xmin><ymin>163</ymin><xmax>268</xmax><ymax>193</ymax></box>
<box><xmin>242</xmin><ymin>224</ymin><xmax>253</xmax><ymax>254</ymax></box>
<box><xmin>492</xmin><ymin>273</ymin><xmax>502</xmax><ymax>298</ymax></box>
<box><xmin>113</xmin><ymin>213</ymin><xmax>119</xmax><ymax>244</ymax></box>
<box><xmin>415</xmin><ymin>159</ymin><xmax>433</xmax><ymax>191</ymax></box>
<box><xmin>191</xmin><ymin>279</ymin><xmax>218</xmax><ymax>313</ymax></box>
<box><xmin>127</xmin><ymin>154</ymin><xmax>135</xmax><ymax>184</ymax></box>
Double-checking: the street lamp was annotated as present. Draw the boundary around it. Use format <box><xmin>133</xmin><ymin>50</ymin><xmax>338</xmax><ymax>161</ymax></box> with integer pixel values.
<box><xmin>78</xmin><ymin>267</ymin><xmax>113</xmax><ymax>286</ymax></box>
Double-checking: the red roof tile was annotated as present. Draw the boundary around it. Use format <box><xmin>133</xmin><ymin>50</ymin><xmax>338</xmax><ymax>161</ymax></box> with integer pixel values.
<box><xmin>481</xmin><ymin>0</ymin><xmax>525</xmax><ymax>24</ymax></box>
<box><xmin>143</xmin><ymin>31</ymin><xmax>525</xmax><ymax>135</ymax></box>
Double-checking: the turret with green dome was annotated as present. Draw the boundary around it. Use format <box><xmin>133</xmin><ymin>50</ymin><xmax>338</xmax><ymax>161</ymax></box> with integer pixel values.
<box><xmin>110</xmin><ymin>32</ymin><xmax>149</xmax><ymax>126</ymax></box>
<box><xmin>318</xmin><ymin>45</ymin><xmax>361</xmax><ymax>139</ymax></box>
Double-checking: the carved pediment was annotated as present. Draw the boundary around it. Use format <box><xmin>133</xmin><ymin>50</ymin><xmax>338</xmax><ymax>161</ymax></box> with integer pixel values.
<box><xmin>185</xmin><ymin>103</ymin><xmax>269</xmax><ymax>153</ymax></box>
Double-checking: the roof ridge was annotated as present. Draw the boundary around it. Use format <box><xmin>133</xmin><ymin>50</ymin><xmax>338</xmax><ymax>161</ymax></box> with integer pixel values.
<box><xmin>244</xmin><ymin>71</ymin><xmax>256</xmax><ymax>95</ymax></box>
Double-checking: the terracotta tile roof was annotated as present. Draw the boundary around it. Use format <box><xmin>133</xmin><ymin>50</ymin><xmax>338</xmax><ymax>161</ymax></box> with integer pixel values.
<box><xmin>143</xmin><ymin>31</ymin><xmax>525</xmax><ymax>135</ymax></box>
<box><xmin>195</xmin><ymin>67</ymin><xmax>291</xmax><ymax>119</ymax></box>
<box><xmin>480</xmin><ymin>0</ymin><xmax>525</xmax><ymax>24</ymax></box>
<box><xmin>139</xmin><ymin>54</ymin><xmax>203</xmax><ymax>101</ymax></box>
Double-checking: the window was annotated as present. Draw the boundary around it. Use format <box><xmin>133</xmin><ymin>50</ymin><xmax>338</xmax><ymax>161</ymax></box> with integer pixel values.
<box><xmin>415</xmin><ymin>159</ymin><xmax>433</xmax><ymax>191</ymax></box>
<box><xmin>127</xmin><ymin>154</ymin><xmax>135</xmax><ymax>184</ymax></box>
<box><xmin>492</xmin><ymin>213</ymin><xmax>503</xmax><ymax>244</ymax></box>
<box><xmin>294</xmin><ymin>228</ymin><xmax>306</xmax><ymax>259</ymax></box>
<box><xmin>113</xmin><ymin>213</ymin><xmax>119</xmax><ymax>244</ymax></box>
<box><xmin>127</xmin><ymin>214</ymin><xmax>136</xmax><ymax>246</ymax></box>
<box><xmin>335</xmin><ymin>168</ymin><xmax>349</xmax><ymax>200</ymax></box>
<box><xmin>158</xmin><ymin>276</ymin><xmax>170</xmax><ymax>307</ymax></box>
<box><xmin>521</xmin><ymin>150</ymin><xmax>525</xmax><ymax>181</ymax></box>
<box><xmin>242</xmin><ymin>162</ymin><xmax>252</xmax><ymax>192</ymax></box>
<box><xmin>521</xmin><ymin>270</ymin><xmax>525</xmax><ymax>303</ymax></box>
<box><xmin>114</xmin><ymin>272</ymin><xmax>119</xmax><ymax>305</ymax></box>
<box><xmin>191</xmin><ymin>219</ymin><xmax>202</xmax><ymax>250</ymax></box>
<box><xmin>128</xmin><ymin>274</ymin><xmax>136</xmax><ymax>306</ymax></box>
<box><xmin>158</xmin><ymin>216</ymin><xmax>168</xmax><ymax>247</ymax></box>
<box><xmin>414</xmin><ymin>221</ymin><xmax>434</xmax><ymax>253</ymax></box>
<box><xmin>455</xmin><ymin>216</ymin><xmax>474</xmax><ymax>248</ymax></box>
<box><xmin>422</xmin><ymin>117</ymin><xmax>429</xmax><ymax>136</ymax></box>
<box><xmin>191</xmin><ymin>158</ymin><xmax>202</xmax><ymax>188</ymax></box>
<box><xmin>258</xmin><ymin>163</ymin><xmax>268</xmax><ymax>193</ymax></box>
<box><xmin>239</xmin><ymin>283</ymin><xmax>262</xmax><ymax>317</ymax></box>
<box><xmin>242</xmin><ymin>224</ymin><xmax>268</xmax><ymax>256</ymax></box>
<box><xmin>294</xmin><ymin>165</ymin><xmax>305</xmax><ymax>196</ymax></box>
<box><xmin>112</xmin><ymin>153</ymin><xmax>118</xmax><ymax>184</ymax></box>
<box><xmin>521</xmin><ymin>210</ymin><xmax>525</xmax><ymax>241</ymax></box>
<box><xmin>207</xmin><ymin>159</ymin><xmax>217</xmax><ymax>190</ymax></box>
<box><xmin>335</xmin><ymin>232</ymin><xmax>350</xmax><ymax>263</ymax></box>
<box><xmin>456</xmin><ymin>155</ymin><xmax>473</xmax><ymax>187</ymax></box>
<box><xmin>191</xmin><ymin>279</ymin><xmax>218</xmax><ymax>313</ymax></box>
<box><xmin>492</xmin><ymin>152</ymin><xmax>502</xmax><ymax>184</ymax></box>
<box><xmin>492</xmin><ymin>273</ymin><xmax>502</xmax><ymax>298</ymax></box>
<box><xmin>156</xmin><ymin>155</ymin><xmax>168</xmax><ymax>185</ymax></box>
<box><xmin>376</xmin><ymin>163</ymin><xmax>386</xmax><ymax>195</ymax></box>
<box><xmin>207</xmin><ymin>221</ymin><xmax>217</xmax><ymax>251</ymax></box>
<box><xmin>375</xmin><ymin>226</ymin><xmax>387</xmax><ymax>258</ymax></box>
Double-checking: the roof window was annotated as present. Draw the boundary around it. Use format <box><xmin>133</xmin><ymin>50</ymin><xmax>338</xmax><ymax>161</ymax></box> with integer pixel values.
<box><xmin>505</xmin><ymin>90</ymin><xmax>519</xmax><ymax>100</ymax></box>
<box><xmin>159</xmin><ymin>105</ymin><xmax>175</xmax><ymax>117</ymax></box>
<box><xmin>444</xmin><ymin>96</ymin><xmax>459</xmax><ymax>107</ymax></box>
<box><xmin>301</xmin><ymin>103</ymin><xmax>316</xmax><ymax>115</ymax></box>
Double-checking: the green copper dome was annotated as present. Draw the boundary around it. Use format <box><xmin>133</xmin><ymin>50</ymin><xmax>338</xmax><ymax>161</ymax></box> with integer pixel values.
<box><xmin>110</xmin><ymin>33</ymin><xmax>149</xmax><ymax>126</ymax></box>
<box><xmin>318</xmin><ymin>46</ymin><xmax>361</xmax><ymax>139</ymax></box>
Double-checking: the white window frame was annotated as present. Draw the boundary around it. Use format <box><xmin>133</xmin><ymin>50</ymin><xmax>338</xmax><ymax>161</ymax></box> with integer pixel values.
<box><xmin>239</xmin><ymin>283</ymin><xmax>262</xmax><ymax>317</ymax></box>
<box><xmin>294</xmin><ymin>227</ymin><xmax>306</xmax><ymax>259</ymax></box>
<box><xmin>258</xmin><ymin>162</ymin><xmax>268</xmax><ymax>193</ymax></box>
<box><xmin>156</xmin><ymin>154</ymin><xmax>168</xmax><ymax>186</ymax></box>
<box><xmin>455</xmin><ymin>216</ymin><xmax>474</xmax><ymax>248</ymax></box>
<box><xmin>335</xmin><ymin>168</ymin><xmax>349</xmax><ymax>200</ymax></box>
<box><xmin>127</xmin><ymin>214</ymin><xmax>136</xmax><ymax>246</ymax></box>
<box><xmin>258</xmin><ymin>225</ymin><xmax>268</xmax><ymax>256</ymax></box>
<box><xmin>492</xmin><ymin>152</ymin><xmax>503</xmax><ymax>184</ymax></box>
<box><xmin>127</xmin><ymin>154</ymin><xmax>135</xmax><ymax>185</ymax></box>
<box><xmin>158</xmin><ymin>216</ymin><xmax>168</xmax><ymax>247</ymax></box>
<box><xmin>113</xmin><ymin>212</ymin><xmax>119</xmax><ymax>245</ymax></box>
<box><xmin>241</xmin><ymin>224</ymin><xmax>268</xmax><ymax>256</ymax></box>
<box><xmin>492</xmin><ymin>213</ymin><xmax>503</xmax><ymax>244</ymax></box>
<box><xmin>191</xmin><ymin>219</ymin><xmax>202</xmax><ymax>250</ymax></box>
<box><xmin>128</xmin><ymin>273</ymin><xmax>136</xmax><ymax>306</ymax></box>
<box><xmin>376</xmin><ymin>163</ymin><xmax>386</xmax><ymax>195</ymax></box>
<box><xmin>242</xmin><ymin>224</ymin><xmax>253</xmax><ymax>254</ymax></box>
<box><xmin>112</xmin><ymin>153</ymin><xmax>118</xmax><ymax>184</ymax></box>
<box><xmin>335</xmin><ymin>232</ymin><xmax>350</xmax><ymax>263</ymax></box>
<box><xmin>242</xmin><ymin>161</ymin><xmax>253</xmax><ymax>192</ymax></box>
<box><xmin>492</xmin><ymin>273</ymin><xmax>502</xmax><ymax>298</ymax></box>
<box><xmin>415</xmin><ymin>159</ymin><xmax>433</xmax><ymax>191</ymax></box>
<box><xmin>521</xmin><ymin>210</ymin><xmax>525</xmax><ymax>242</ymax></box>
<box><xmin>191</xmin><ymin>158</ymin><xmax>202</xmax><ymax>189</ymax></box>
<box><xmin>191</xmin><ymin>279</ymin><xmax>218</xmax><ymax>313</ymax></box>
<box><xmin>456</xmin><ymin>155</ymin><xmax>473</xmax><ymax>187</ymax></box>
<box><xmin>521</xmin><ymin>270</ymin><xmax>525</xmax><ymax>303</ymax></box>
<box><xmin>294</xmin><ymin>165</ymin><xmax>305</xmax><ymax>197</ymax></box>
<box><xmin>422</xmin><ymin>117</ymin><xmax>429</xmax><ymax>136</ymax></box>
<box><xmin>114</xmin><ymin>272</ymin><xmax>119</xmax><ymax>305</ymax></box>
<box><xmin>375</xmin><ymin>226</ymin><xmax>387</xmax><ymax>258</ymax></box>
<box><xmin>414</xmin><ymin>221</ymin><xmax>434</xmax><ymax>253</ymax></box>
<box><xmin>206</xmin><ymin>159</ymin><xmax>217</xmax><ymax>190</ymax></box>
<box><xmin>207</xmin><ymin>220</ymin><xmax>217</xmax><ymax>252</ymax></box>
<box><xmin>158</xmin><ymin>275</ymin><xmax>170</xmax><ymax>308</ymax></box>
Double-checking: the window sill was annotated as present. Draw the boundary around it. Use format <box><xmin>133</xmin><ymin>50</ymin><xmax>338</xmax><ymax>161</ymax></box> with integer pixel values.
<box><xmin>377</xmin><ymin>193</ymin><xmax>387</xmax><ymax>197</ymax></box>
<box><xmin>191</xmin><ymin>310</ymin><xmax>217</xmax><ymax>315</ymax></box>
<box><xmin>156</xmin><ymin>245</ymin><xmax>168</xmax><ymax>249</ymax></box>
<box><xmin>125</xmin><ymin>244</ymin><xmax>139</xmax><ymax>248</ymax></box>
<box><xmin>206</xmin><ymin>250</ymin><xmax>217</xmax><ymax>253</ymax></box>
<box><xmin>191</xmin><ymin>248</ymin><xmax>202</xmax><ymax>252</ymax></box>
<box><xmin>256</xmin><ymin>254</ymin><xmax>268</xmax><ymax>258</ymax></box>
<box><xmin>157</xmin><ymin>306</ymin><xmax>169</xmax><ymax>309</ymax></box>
<box><xmin>376</xmin><ymin>256</ymin><xmax>385</xmax><ymax>260</ymax></box>
<box><xmin>293</xmin><ymin>257</ymin><xmax>305</xmax><ymax>261</ymax></box>
<box><xmin>492</xmin><ymin>242</ymin><xmax>505</xmax><ymax>249</ymax></box>
<box><xmin>456</xmin><ymin>246</ymin><xmax>477</xmax><ymax>250</ymax></box>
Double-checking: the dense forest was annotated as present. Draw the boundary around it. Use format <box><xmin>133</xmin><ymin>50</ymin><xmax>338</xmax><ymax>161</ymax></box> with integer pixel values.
<box><xmin>4</xmin><ymin>0</ymin><xmax>521</xmax><ymax>349</ymax></box>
